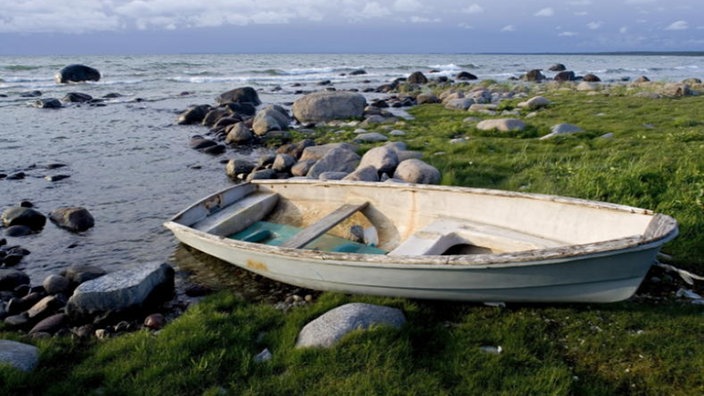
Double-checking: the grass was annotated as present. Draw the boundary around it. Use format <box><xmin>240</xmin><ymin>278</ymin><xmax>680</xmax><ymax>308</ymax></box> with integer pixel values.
<box><xmin>4</xmin><ymin>292</ymin><xmax>702</xmax><ymax>395</ymax></box>
<box><xmin>3</xmin><ymin>83</ymin><xmax>704</xmax><ymax>395</ymax></box>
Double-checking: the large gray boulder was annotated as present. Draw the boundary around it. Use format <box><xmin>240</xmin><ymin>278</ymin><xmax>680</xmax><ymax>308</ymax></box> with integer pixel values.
<box><xmin>393</xmin><ymin>159</ymin><xmax>441</xmax><ymax>185</ymax></box>
<box><xmin>225</xmin><ymin>122</ymin><xmax>254</xmax><ymax>144</ymax></box>
<box><xmin>216</xmin><ymin>87</ymin><xmax>261</xmax><ymax>106</ymax></box>
<box><xmin>300</xmin><ymin>142</ymin><xmax>358</xmax><ymax>162</ymax></box>
<box><xmin>358</xmin><ymin>146</ymin><xmax>399</xmax><ymax>176</ymax></box>
<box><xmin>66</xmin><ymin>262</ymin><xmax>174</xmax><ymax>317</ymax></box>
<box><xmin>0</xmin><ymin>340</ymin><xmax>39</xmax><ymax>372</ymax></box>
<box><xmin>307</xmin><ymin>147</ymin><xmax>361</xmax><ymax>179</ymax></box>
<box><xmin>296</xmin><ymin>303</ymin><xmax>406</xmax><ymax>348</ymax></box>
<box><xmin>292</xmin><ymin>91</ymin><xmax>366</xmax><ymax>123</ymax></box>
<box><xmin>55</xmin><ymin>64</ymin><xmax>101</xmax><ymax>83</ymax></box>
<box><xmin>252</xmin><ymin>105</ymin><xmax>290</xmax><ymax>136</ymax></box>
<box><xmin>48</xmin><ymin>207</ymin><xmax>95</xmax><ymax>232</ymax></box>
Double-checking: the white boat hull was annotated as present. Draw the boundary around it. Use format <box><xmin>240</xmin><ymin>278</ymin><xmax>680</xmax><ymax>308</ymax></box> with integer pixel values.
<box><xmin>165</xmin><ymin>180</ymin><xmax>678</xmax><ymax>303</ymax></box>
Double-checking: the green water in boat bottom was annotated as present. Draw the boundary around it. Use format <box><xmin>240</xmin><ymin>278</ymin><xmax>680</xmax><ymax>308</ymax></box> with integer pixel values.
<box><xmin>228</xmin><ymin>221</ymin><xmax>388</xmax><ymax>255</ymax></box>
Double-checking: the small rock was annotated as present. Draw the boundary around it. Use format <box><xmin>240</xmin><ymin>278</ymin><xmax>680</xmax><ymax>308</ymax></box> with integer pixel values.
<box><xmin>476</xmin><ymin>119</ymin><xmax>526</xmax><ymax>132</ymax></box>
<box><xmin>253</xmin><ymin>348</ymin><xmax>272</xmax><ymax>363</ymax></box>
<box><xmin>517</xmin><ymin>96</ymin><xmax>551</xmax><ymax>110</ymax></box>
<box><xmin>4</xmin><ymin>225</ymin><xmax>34</xmax><ymax>238</ymax></box>
<box><xmin>28</xmin><ymin>313</ymin><xmax>68</xmax><ymax>335</ymax></box>
<box><xmin>43</xmin><ymin>274</ymin><xmax>70</xmax><ymax>295</ymax></box>
<box><xmin>144</xmin><ymin>313</ymin><xmax>165</xmax><ymax>330</ymax></box>
<box><xmin>63</xmin><ymin>265</ymin><xmax>108</xmax><ymax>285</ymax></box>
<box><xmin>0</xmin><ymin>269</ymin><xmax>31</xmax><ymax>291</ymax></box>
<box><xmin>353</xmin><ymin>132</ymin><xmax>388</xmax><ymax>143</ymax></box>
<box><xmin>33</xmin><ymin>98</ymin><xmax>62</xmax><ymax>109</ymax></box>
<box><xmin>2</xmin><ymin>206</ymin><xmax>47</xmax><ymax>231</ymax></box>
<box><xmin>540</xmin><ymin>123</ymin><xmax>584</xmax><ymax>140</ymax></box>
<box><xmin>48</xmin><ymin>207</ymin><xmax>95</xmax><ymax>232</ymax></box>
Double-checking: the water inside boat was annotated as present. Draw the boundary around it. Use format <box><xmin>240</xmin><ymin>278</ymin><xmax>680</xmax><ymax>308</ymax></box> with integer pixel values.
<box><xmin>229</xmin><ymin>221</ymin><xmax>388</xmax><ymax>254</ymax></box>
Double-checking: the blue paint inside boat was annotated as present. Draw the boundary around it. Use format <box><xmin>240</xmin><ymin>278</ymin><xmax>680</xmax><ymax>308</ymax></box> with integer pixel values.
<box><xmin>229</xmin><ymin>221</ymin><xmax>387</xmax><ymax>255</ymax></box>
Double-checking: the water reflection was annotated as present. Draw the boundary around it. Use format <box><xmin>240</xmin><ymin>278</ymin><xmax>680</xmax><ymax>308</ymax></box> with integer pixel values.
<box><xmin>170</xmin><ymin>243</ymin><xmax>313</xmax><ymax>304</ymax></box>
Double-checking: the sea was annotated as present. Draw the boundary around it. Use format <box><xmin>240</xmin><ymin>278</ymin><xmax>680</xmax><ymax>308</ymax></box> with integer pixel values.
<box><xmin>1</xmin><ymin>53</ymin><xmax>702</xmax><ymax>290</ymax></box>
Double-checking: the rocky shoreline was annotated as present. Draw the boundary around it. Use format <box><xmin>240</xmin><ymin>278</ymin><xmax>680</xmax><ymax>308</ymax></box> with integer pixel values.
<box><xmin>2</xmin><ymin>62</ymin><xmax>702</xmax><ymax>351</ymax></box>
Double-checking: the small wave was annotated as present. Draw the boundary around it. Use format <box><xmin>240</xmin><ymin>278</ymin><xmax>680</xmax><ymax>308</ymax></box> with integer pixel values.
<box><xmin>429</xmin><ymin>63</ymin><xmax>462</xmax><ymax>71</ymax></box>
<box><xmin>285</xmin><ymin>66</ymin><xmax>336</xmax><ymax>75</ymax></box>
<box><xmin>2</xmin><ymin>65</ymin><xmax>42</xmax><ymax>72</ymax></box>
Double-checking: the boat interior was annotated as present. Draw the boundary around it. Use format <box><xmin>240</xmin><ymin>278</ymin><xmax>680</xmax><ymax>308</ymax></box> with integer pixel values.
<box><xmin>178</xmin><ymin>181</ymin><xmax>658</xmax><ymax>256</ymax></box>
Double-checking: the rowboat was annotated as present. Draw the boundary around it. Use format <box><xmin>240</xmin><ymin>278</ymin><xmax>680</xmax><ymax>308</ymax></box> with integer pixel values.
<box><xmin>164</xmin><ymin>180</ymin><xmax>678</xmax><ymax>303</ymax></box>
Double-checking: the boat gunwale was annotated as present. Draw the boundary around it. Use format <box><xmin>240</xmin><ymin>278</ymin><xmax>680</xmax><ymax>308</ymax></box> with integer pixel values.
<box><xmin>165</xmin><ymin>180</ymin><xmax>678</xmax><ymax>269</ymax></box>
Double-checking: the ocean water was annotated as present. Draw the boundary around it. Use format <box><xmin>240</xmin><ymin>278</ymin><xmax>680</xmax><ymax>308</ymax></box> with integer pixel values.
<box><xmin>1</xmin><ymin>53</ymin><xmax>702</xmax><ymax>285</ymax></box>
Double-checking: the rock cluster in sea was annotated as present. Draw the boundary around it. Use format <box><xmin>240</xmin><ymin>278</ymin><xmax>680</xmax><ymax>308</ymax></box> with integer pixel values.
<box><xmin>177</xmin><ymin>82</ymin><xmax>447</xmax><ymax>184</ymax></box>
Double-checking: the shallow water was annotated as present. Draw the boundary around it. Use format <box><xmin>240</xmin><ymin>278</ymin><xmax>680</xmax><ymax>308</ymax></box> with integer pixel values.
<box><xmin>1</xmin><ymin>53</ymin><xmax>701</xmax><ymax>287</ymax></box>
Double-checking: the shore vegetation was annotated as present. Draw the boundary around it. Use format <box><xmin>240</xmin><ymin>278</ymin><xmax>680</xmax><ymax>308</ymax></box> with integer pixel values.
<box><xmin>2</xmin><ymin>82</ymin><xmax>704</xmax><ymax>395</ymax></box>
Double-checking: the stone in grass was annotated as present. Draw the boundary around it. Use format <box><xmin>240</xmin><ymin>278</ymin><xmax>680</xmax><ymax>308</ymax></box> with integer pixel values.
<box><xmin>517</xmin><ymin>96</ymin><xmax>551</xmax><ymax>110</ymax></box>
<box><xmin>0</xmin><ymin>340</ymin><xmax>39</xmax><ymax>372</ymax></box>
<box><xmin>295</xmin><ymin>303</ymin><xmax>406</xmax><ymax>348</ymax></box>
<box><xmin>66</xmin><ymin>261</ymin><xmax>174</xmax><ymax>318</ymax></box>
<box><xmin>476</xmin><ymin>118</ymin><xmax>526</xmax><ymax>132</ymax></box>
<box><xmin>540</xmin><ymin>123</ymin><xmax>584</xmax><ymax>140</ymax></box>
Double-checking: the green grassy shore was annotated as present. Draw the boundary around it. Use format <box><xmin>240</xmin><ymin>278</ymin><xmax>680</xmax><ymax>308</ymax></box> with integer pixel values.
<box><xmin>3</xmin><ymin>81</ymin><xmax>704</xmax><ymax>395</ymax></box>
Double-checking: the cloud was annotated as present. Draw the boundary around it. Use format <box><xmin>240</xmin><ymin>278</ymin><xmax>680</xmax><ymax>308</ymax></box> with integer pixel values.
<box><xmin>393</xmin><ymin>0</ymin><xmax>422</xmax><ymax>12</ymax></box>
<box><xmin>358</xmin><ymin>2</ymin><xmax>391</xmax><ymax>18</ymax></box>
<box><xmin>620</xmin><ymin>26</ymin><xmax>628</xmax><ymax>33</ymax></box>
<box><xmin>559</xmin><ymin>31</ymin><xmax>578</xmax><ymax>37</ymax></box>
<box><xmin>501</xmin><ymin>25</ymin><xmax>516</xmax><ymax>32</ymax></box>
<box><xmin>462</xmin><ymin>4</ymin><xmax>484</xmax><ymax>14</ymax></box>
<box><xmin>534</xmin><ymin>8</ymin><xmax>555</xmax><ymax>17</ymax></box>
<box><xmin>410</xmin><ymin>16</ymin><xmax>440</xmax><ymax>23</ymax></box>
<box><xmin>587</xmin><ymin>21</ymin><xmax>603</xmax><ymax>30</ymax></box>
<box><xmin>665</xmin><ymin>20</ymin><xmax>688</xmax><ymax>30</ymax></box>
<box><xmin>625</xmin><ymin>0</ymin><xmax>657</xmax><ymax>3</ymax></box>
<box><xmin>567</xmin><ymin>0</ymin><xmax>592</xmax><ymax>4</ymax></box>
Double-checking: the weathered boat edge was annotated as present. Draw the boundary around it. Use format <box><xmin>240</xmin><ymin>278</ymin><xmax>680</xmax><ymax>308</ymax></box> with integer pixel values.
<box><xmin>164</xmin><ymin>180</ymin><xmax>679</xmax><ymax>303</ymax></box>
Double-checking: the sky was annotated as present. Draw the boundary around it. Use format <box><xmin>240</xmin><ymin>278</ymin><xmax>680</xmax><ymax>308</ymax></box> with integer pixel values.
<box><xmin>0</xmin><ymin>0</ymin><xmax>702</xmax><ymax>55</ymax></box>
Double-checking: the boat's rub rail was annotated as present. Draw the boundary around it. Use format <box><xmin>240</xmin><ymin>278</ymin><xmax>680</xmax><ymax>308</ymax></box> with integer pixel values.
<box><xmin>643</xmin><ymin>213</ymin><xmax>679</xmax><ymax>241</ymax></box>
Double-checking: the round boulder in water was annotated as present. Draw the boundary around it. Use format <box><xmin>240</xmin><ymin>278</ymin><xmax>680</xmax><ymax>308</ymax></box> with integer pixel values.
<box><xmin>1</xmin><ymin>207</ymin><xmax>47</xmax><ymax>231</ymax></box>
<box><xmin>49</xmin><ymin>207</ymin><xmax>95</xmax><ymax>232</ymax></box>
<box><xmin>55</xmin><ymin>64</ymin><xmax>101</xmax><ymax>83</ymax></box>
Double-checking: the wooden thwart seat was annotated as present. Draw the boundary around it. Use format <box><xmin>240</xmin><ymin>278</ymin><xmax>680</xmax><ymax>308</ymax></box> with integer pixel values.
<box><xmin>282</xmin><ymin>202</ymin><xmax>369</xmax><ymax>249</ymax></box>
<box><xmin>192</xmin><ymin>191</ymin><xmax>279</xmax><ymax>236</ymax></box>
